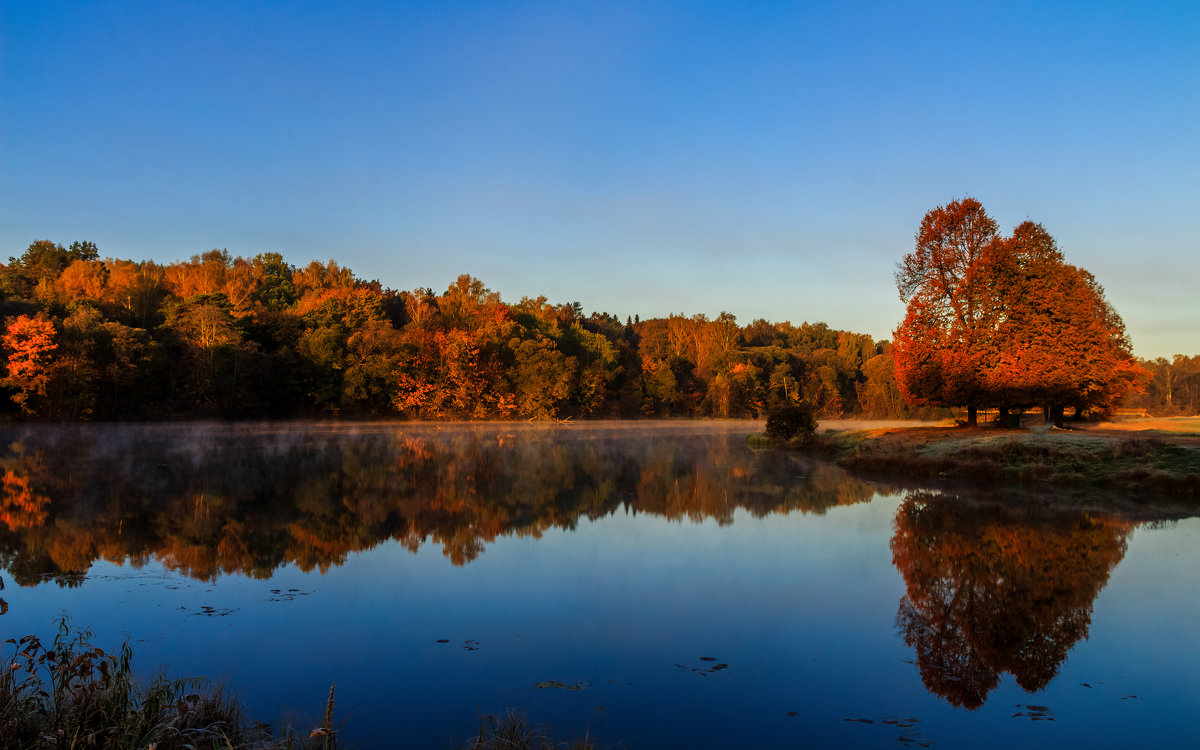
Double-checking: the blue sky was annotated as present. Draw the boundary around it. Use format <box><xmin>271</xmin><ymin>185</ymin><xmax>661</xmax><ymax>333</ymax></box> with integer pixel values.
<box><xmin>2</xmin><ymin>1</ymin><xmax>1196</xmax><ymax>358</ymax></box>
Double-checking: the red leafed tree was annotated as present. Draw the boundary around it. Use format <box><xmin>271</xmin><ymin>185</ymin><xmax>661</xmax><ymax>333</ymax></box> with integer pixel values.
<box><xmin>2</xmin><ymin>314</ymin><xmax>59</xmax><ymax>415</ymax></box>
<box><xmin>894</xmin><ymin>200</ymin><xmax>1145</xmax><ymax>424</ymax></box>
<box><xmin>893</xmin><ymin>198</ymin><xmax>1005</xmax><ymax>426</ymax></box>
<box><xmin>985</xmin><ymin>222</ymin><xmax>1146</xmax><ymax>419</ymax></box>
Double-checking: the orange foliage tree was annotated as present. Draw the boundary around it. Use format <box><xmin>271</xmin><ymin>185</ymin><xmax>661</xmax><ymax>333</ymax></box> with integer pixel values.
<box><xmin>2</xmin><ymin>314</ymin><xmax>59</xmax><ymax>414</ymax></box>
<box><xmin>894</xmin><ymin>199</ymin><xmax>1145</xmax><ymax>425</ymax></box>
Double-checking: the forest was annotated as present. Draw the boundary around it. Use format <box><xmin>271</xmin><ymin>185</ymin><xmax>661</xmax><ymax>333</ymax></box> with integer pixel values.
<box><xmin>0</xmin><ymin>239</ymin><xmax>917</xmax><ymax>421</ymax></box>
<box><xmin>0</xmin><ymin>237</ymin><xmax>1193</xmax><ymax>421</ymax></box>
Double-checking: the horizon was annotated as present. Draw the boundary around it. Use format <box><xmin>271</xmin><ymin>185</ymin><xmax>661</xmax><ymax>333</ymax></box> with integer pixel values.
<box><xmin>3</xmin><ymin>1</ymin><xmax>1196</xmax><ymax>359</ymax></box>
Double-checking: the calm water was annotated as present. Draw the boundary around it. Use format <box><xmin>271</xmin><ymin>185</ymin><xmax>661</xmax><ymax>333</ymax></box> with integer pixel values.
<box><xmin>0</xmin><ymin>422</ymin><xmax>1197</xmax><ymax>748</ymax></box>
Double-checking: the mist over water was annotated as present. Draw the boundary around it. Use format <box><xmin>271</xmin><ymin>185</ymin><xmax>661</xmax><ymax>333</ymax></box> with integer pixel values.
<box><xmin>1</xmin><ymin>422</ymin><xmax>1196</xmax><ymax>748</ymax></box>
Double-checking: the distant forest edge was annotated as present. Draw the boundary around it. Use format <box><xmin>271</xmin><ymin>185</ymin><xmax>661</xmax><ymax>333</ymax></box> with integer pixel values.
<box><xmin>0</xmin><ymin>239</ymin><xmax>1194</xmax><ymax>421</ymax></box>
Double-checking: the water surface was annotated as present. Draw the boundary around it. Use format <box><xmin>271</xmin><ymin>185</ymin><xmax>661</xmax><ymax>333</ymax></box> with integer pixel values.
<box><xmin>0</xmin><ymin>422</ymin><xmax>1196</xmax><ymax>748</ymax></box>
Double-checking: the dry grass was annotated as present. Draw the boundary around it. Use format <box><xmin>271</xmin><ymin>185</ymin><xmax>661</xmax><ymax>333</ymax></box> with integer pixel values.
<box><xmin>462</xmin><ymin>709</ymin><xmax>596</xmax><ymax>750</ymax></box>
<box><xmin>1083</xmin><ymin>416</ymin><xmax>1200</xmax><ymax>439</ymax></box>
<box><xmin>825</xmin><ymin>424</ymin><xmax>1200</xmax><ymax>496</ymax></box>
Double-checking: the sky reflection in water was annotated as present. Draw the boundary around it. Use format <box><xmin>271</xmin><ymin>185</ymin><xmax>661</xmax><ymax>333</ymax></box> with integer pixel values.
<box><xmin>0</xmin><ymin>422</ymin><xmax>1196</xmax><ymax>748</ymax></box>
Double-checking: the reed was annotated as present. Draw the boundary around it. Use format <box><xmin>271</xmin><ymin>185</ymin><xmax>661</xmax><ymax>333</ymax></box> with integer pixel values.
<box><xmin>462</xmin><ymin>709</ymin><xmax>596</xmax><ymax>750</ymax></box>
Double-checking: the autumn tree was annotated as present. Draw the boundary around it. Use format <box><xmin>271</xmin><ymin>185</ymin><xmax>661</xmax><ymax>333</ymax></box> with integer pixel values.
<box><xmin>164</xmin><ymin>249</ymin><xmax>233</xmax><ymax>300</ymax></box>
<box><xmin>160</xmin><ymin>294</ymin><xmax>256</xmax><ymax>414</ymax></box>
<box><xmin>57</xmin><ymin>259</ymin><xmax>110</xmax><ymax>302</ymax></box>
<box><xmin>2</xmin><ymin>314</ymin><xmax>58</xmax><ymax>415</ymax></box>
<box><xmin>104</xmin><ymin>260</ymin><xmax>168</xmax><ymax>327</ymax></box>
<box><xmin>894</xmin><ymin>199</ymin><xmax>1144</xmax><ymax>425</ymax></box>
<box><xmin>893</xmin><ymin>198</ymin><xmax>1003</xmax><ymax>426</ymax></box>
<box><xmin>984</xmin><ymin>223</ymin><xmax>1145</xmax><ymax>421</ymax></box>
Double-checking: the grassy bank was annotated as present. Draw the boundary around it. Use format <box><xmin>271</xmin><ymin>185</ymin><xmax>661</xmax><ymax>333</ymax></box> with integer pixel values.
<box><xmin>821</xmin><ymin>424</ymin><xmax>1200</xmax><ymax>496</ymax></box>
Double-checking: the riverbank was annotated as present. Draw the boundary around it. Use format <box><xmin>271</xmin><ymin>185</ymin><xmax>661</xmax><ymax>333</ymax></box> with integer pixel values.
<box><xmin>818</xmin><ymin>419</ymin><xmax>1200</xmax><ymax>496</ymax></box>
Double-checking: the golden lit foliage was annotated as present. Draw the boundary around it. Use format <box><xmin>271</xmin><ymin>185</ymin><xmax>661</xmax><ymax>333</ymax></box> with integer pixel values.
<box><xmin>2</xmin><ymin>315</ymin><xmax>58</xmax><ymax>414</ymax></box>
<box><xmin>894</xmin><ymin>200</ymin><xmax>1146</xmax><ymax>423</ymax></box>
<box><xmin>0</xmin><ymin>236</ymin><xmax>1053</xmax><ymax>421</ymax></box>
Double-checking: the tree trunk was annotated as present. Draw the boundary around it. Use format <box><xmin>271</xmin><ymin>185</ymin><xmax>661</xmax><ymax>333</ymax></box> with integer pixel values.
<box><xmin>1052</xmin><ymin>404</ymin><xmax>1065</xmax><ymax>428</ymax></box>
<box><xmin>999</xmin><ymin>406</ymin><xmax>1020</xmax><ymax>428</ymax></box>
<box><xmin>966</xmin><ymin>405</ymin><xmax>977</xmax><ymax>427</ymax></box>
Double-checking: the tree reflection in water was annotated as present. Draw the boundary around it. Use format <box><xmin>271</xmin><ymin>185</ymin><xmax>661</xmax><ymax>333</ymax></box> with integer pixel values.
<box><xmin>890</xmin><ymin>491</ymin><xmax>1132</xmax><ymax>709</ymax></box>
<box><xmin>0</xmin><ymin>423</ymin><xmax>879</xmax><ymax>585</ymax></box>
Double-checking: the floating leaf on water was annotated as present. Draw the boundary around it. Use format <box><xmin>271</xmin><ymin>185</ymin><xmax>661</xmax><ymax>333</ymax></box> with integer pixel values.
<box><xmin>534</xmin><ymin>680</ymin><xmax>586</xmax><ymax>691</ymax></box>
<box><xmin>1012</xmin><ymin>705</ymin><xmax>1055</xmax><ymax>721</ymax></box>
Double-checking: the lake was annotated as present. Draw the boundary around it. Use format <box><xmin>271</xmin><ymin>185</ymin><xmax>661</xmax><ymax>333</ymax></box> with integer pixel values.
<box><xmin>1</xmin><ymin>421</ymin><xmax>1197</xmax><ymax>748</ymax></box>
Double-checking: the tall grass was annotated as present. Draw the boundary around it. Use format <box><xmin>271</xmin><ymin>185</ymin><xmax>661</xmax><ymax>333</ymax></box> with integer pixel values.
<box><xmin>462</xmin><ymin>709</ymin><xmax>596</xmax><ymax>750</ymax></box>
<box><xmin>0</xmin><ymin>616</ymin><xmax>339</xmax><ymax>750</ymax></box>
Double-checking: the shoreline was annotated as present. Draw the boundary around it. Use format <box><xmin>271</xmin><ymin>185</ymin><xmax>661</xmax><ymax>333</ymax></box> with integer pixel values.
<box><xmin>815</xmin><ymin>420</ymin><xmax>1200</xmax><ymax>499</ymax></box>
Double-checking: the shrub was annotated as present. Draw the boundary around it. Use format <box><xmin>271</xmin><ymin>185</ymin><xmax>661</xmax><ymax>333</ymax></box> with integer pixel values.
<box><xmin>764</xmin><ymin>403</ymin><xmax>818</xmax><ymax>445</ymax></box>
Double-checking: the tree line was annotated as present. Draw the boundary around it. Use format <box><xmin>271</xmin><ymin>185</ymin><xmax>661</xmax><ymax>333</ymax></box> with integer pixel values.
<box><xmin>0</xmin><ymin>239</ymin><xmax>933</xmax><ymax>421</ymax></box>
<box><xmin>2</xmin><ymin>225</ymin><xmax>1192</xmax><ymax>423</ymax></box>
<box><xmin>1123</xmin><ymin>355</ymin><xmax>1200</xmax><ymax>416</ymax></box>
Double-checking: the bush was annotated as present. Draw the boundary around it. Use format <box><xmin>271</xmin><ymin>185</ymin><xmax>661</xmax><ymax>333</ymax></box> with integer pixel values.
<box><xmin>764</xmin><ymin>403</ymin><xmax>818</xmax><ymax>445</ymax></box>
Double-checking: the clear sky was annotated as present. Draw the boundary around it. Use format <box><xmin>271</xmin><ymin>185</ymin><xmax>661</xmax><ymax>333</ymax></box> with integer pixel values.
<box><xmin>2</xmin><ymin>1</ymin><xmax>1196</xmax><ymax>358</ymax></box>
